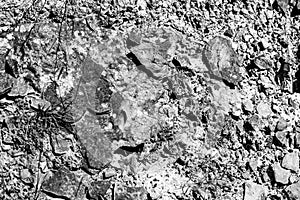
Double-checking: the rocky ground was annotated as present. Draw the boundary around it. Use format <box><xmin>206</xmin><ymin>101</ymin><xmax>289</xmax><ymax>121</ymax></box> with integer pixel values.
<box><xmin>1</xmin><ymin>0</ymin><xmax>300</xmax><ymax>199</ymax></box>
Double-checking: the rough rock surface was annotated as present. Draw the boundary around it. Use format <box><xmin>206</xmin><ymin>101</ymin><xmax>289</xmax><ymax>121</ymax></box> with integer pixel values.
<box><xmin>273</xmin><ymin>163</ymin><xmax>291</xmax><ymax>185</ymax></box>
<box><xmin>203</xmin><ymin>36</ymin><xmax>242</xmax><ymax>85</ymax></box>
<box><xmin>282</xmin><ymin>151</ymin><xmax>300</xmax><ymax>172</ymax></box>
<box><xmin>42</xmin><ymin>168</ymin><xmax>82</xmax><ymax>199</ymax></box>
<box><xmin>243</xmin><ymin>181</ymin><xmax>266</xmax><ymax>200</ymax></box>
<box><xmin>2</xmin><ymin>1</ymin><xmax>300</xmax><ymax>199</ymax></box>
<box><xmin>285</xmin><ymin>181</ymin><xmax>300</xmax><ymax>200</ymax></box>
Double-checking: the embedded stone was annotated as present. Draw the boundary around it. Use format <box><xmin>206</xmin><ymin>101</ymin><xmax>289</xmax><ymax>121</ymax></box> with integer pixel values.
<box><xmin>243</xmin><ymin>181</ymin><xmax>266</xmax><ymax>200</ymax></box>
<box><xmin>282</xmin><ymin>151</ymin><xmax>299</xmax><ymax>172</ymax></box>
<box><xmin>202</xmin><ymin>36</ymin><xmax>242</xmax><ymax>85</ymax></box>
<box><xmin>272</xmin><ymin>162</ymin><xmax>291</xmax><ymax>185</ymax></box>
<box><xmin>285</xmin><ymin>181</ymin><xmax>300</xmax><ymax>200</ymax></box>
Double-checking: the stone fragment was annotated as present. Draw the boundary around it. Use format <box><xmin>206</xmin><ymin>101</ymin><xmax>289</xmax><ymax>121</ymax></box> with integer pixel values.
<box><xmin>88</xmin><ymin>180</ymin><xmax>111</xmax><ymax>199</ymax></box>
<box><xmin>243</xmin><ymin>181</ymin><xmax>266</xmax><ymax>200</ymax></box>
<box><xmin>272</xmin><ymin>162</ymin><xmax>291</xmax><ymax>184</ymax></box>
<box><xmin>103</xmin><ymin>168</ymin><xmax>116</xmax><ymax>179</ymax></box>
<box><xmin>224</xmin><ymin>27</ymin><xmax>234</xmax><ymax>38</ymax></box>
<box><xmin>50</xmin><ymin>133</ymin><xmax>71</xmax><ymax>155</ymax></box>
<box><xmin>256</xmin><ymin>102</ymin><xmax>272</xmax><ymax>118</ymax></box>
<box><xmin>274</xmin><ymin>0</ymin><xmax>289</xmax><ymax>14</ymax></box>
<box><xmin>202</xmin><ymin>36</ymin><xmax>241</xmax><ymax>85</ymax></box>
<box><xmin>8</xmin><ymin>78</ymin><xmax>31</xmax><ymax>96</ymax></box>
<box><xmin>30</xmin><ymin>97</ymin><xmax>51</xmax><ymax>111</ymax></box>
<box><xmin>253</xmin><ymin>56</ymin><xmax>272</xmax><ymax>70</ymax></box>
<box><xmin>289</xmin><ymin>173</ymin><xmax>299</xmax><ymax>184</ymax></box>
<box><xmin>19</xmin><ymin>169</ymin><xmax>33</xmax><ymax>185</ymax></box>
<box><xmin>247</xmin><ymin>114</ymin><xmax>263</xmax><ymax>131</ymax></box>
<box><xmin>285</xmin><ymin>181</ymin><xmax>300</xmax><ymax>200</ymax></box>
<box><xmin>243</xmin><ymin>99</ymin><xmax>254</xmax><ymax>113</ymax></box>
<box><xmin>276</xmin><ymin>118</ymin><xmax>288</xmax><ymax>131</ymax></box>
<box><xmin>42</xmin><ymin>168</ymin><xmax>80</xmax><ymax>199</ymax></box>
<box><xmin>282</xmin><ymin>151</ymin><xmax>299</xmax><ymax>172</ymax></box>
<box><xmin>78</xmin><ymin>126</ymin><xmax>113</xmax><ymax>169</ymax></box>
<box><xmin>248</xmin><ymin>159</ymin><xmax>258</xmax><ymax>171</ymax></box>
<box><xmin>275</xmin><ymin>131</ymin><xmax>289</xmax><ymax>147</ymax></box>
<box><xmin>295</xmin><ymin>132</ymin><xmax>300</xmax><ymax>148</ymax></box>
<box><xmin>232</xmin><ymin>102</ymin><xmax>242</xmax><ymax>117</ymax></box>
<box><xmin>262</xmin><ymin>171</ymin><xmax>270</xmax><ymax>183</ymax></box>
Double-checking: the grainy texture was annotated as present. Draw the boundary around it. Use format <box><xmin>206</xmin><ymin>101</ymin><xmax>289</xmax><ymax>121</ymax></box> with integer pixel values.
<box><xmin>1</xmin><ymin>0</ymin><xmax>300</xmax><ymax>200</ymax></box>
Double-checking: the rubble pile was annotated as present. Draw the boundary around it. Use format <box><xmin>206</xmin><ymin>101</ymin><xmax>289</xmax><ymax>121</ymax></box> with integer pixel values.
<box><xmin>1</xmin><ymin>0</ymin><xmax>300</xmax><ymax>199</ymax></box>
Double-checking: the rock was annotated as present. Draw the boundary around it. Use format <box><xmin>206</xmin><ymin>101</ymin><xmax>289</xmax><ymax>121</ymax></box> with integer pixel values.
<box><xmin>253</xmin><ymin>56</ymin><xmax>272</xmax><ymax>70</ymax></box>
<box><xmin>50</xmin><ymin>133</ymin><xmax>71</xmax><ymax>155</ymax></box>
<box><xmin>29</xmin><ymin>97</ymin><xmax>51</xmax><ymax>111</ymax></box>
<box><xmin>103</xmin><ymin>168</ymin><xmax>116</xmax><ymax>179</ymax></box>
<box><xmin>274</xmin><ymin>0</ymin><xmax>289</xmax><ymax>14</ymax></box>
<box><xmin>243</xmin><ymin>99</ymin><xmax>254</xmax><ymax>113</ymax></box>
<box><xmin>256</xmin><ymin>102</ymin><xmax>272</xmax><ymax>118</ymax></box>
<box><xmin>258</xmin><ymin>38</ymin><xmax>270</xmax><ymax>50</ymax></box>
<box><xmin>202</xmin><ymin>36</ymin><xmax>242</xmax><ymax>85</ymax></box>
<box><xmin>243</xmin><ymin>181</ymin><xmax>266</xmax><ymax>200</ymax></box>
<box><xmin>247</xmin><ymin>114</ymin><xmax>263</xmax><ymax>131</ymax></box>
<box><xmin>276</xmin><ymin>118</ymin><xmax>288</xmax><ymax>131</ymax></box>
<box><xmin>224</xmin><ymin>27</ymin><xmax>234</xmax><ymax>38</ymax></box>
<box><xmin>289</xmin><ymin>173</ymin><xmax>299</xmax><ymax>184</ymax></box>
<box><xmin>272</xmin><ymin>162</ymin><xmax>291</xmax><ymax>185</ymax></box>
<box><xmin>116</xmin><ymin>186</ymin><xmax>147</xmax><ymax>200</ymax></box>
<box><xmin>285</xmin><ymin>181</ymin><xmax>300</xmax><ymax>200</ymax></box>
<box><xmin>275</xmin><ymin>131</ymin><xmax>289</xmax><ymax>147</ymax></box>
<box><xmin>77</xmin><ymin>120</ymin><xmax>113</xmax><ymax>169</ymax></box>
<box><xmin>295</xmin><ymin>132</ymin><xmax>300</xmax><ymax>148</ymax></box>
<box><xmin>19</xmin><ymin>169</ymin><xmax>33</xmax><ymax>185</ymax></box>
<box><xmin>262</xmin><ymin>171</ymin><xmax>270</xmax><ymax>183</ymax></box>
<box><xmin>88</xmin><ymin>180</ymin><xmax>111</xmax><ymax>199</ymax></box>
<box><xmin>8</xmin><ymin>78</ymin><xmax>31</xmax><ymax>97</ymax></box>
<box><xmin>248</xmin><ymin>159</ymin><xmax>258</xmax><ymax>171</ymax></box>
<box><xmin>42</xmin><ymin>168</ymin><xmax>81</xmax><ymax>199</ymax></box>
<box><xmin>232</xmin><ymin>103</ymin><xmax>242</xmax><ymax>117</ymax></box>
<box><xmin>282</xmin><ymin>151</ymin><xmax>299</xmax><ymax>172</ymax></box>
<box><xmin>297</xmin><ymin>45</ymin><xmax>300</xmax><ymax>59</ymax></box>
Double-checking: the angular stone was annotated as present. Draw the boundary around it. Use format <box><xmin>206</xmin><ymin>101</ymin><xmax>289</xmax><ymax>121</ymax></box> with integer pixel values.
<box><xmin>295</xmin><ymin>132</ymin><xmax>300</xmax><ymax>148</ymax></box>
<box><xmin>116</xmin><ymin>186</ymin><xmax>147</xmax><ymax>200</ymax></box>
<box><xmin>8</xmin><ymin>78</ymin><xmax>31</xmax><ymax>97</ymax></box>
<box><xmin>77</xmin><ymin>116</ymin><xmax>113</xmax><ymax>169</ymax></box>
<box><xmin>272</xmin><ymin>162</ymin><xmax>291</xmax><ymax>185</ymax></box>
<box><xmin>30</xmin><ymin>97</ymin><xmax>51</xmax><ymax>111</ymax></box>
<box><xmin>50</xmin><ymin>133</ymin><xmax>71</xmax><ymax>155</ymax></box>
<box><xmin>276</xmin><ymin>118</ymin><xmax>288</xmax><ymax>131</ymax></box>
<box><xmin>202</xmin><ymin>36</ymin><xmax>241</xmax><ymax>85</ymax></box>
<box><xmin>282</xmin><ymin>151</ymin><xmax>299</xmax><ymax>172</ymax></box>
<box><xmin>285</xmin><ymin>181</ymin><xmax>300</xmax><ymax>200</ymax></box>
<box><xmin>248</xmin><ymin>159</ymin><xmax>258</xmax><ymax>171</ymax></box>
<box><xmin>243</xmin><ymin>99</ymin><xmax>254</xmax><ymax>113</ymax></box>
<box><xmin>19</xmin><ymin>169</ymin><xmax>33</xmax><ymax>185</ymax></box>
<box><xmin>42</xmin><ymin>168</ymin><xmax>80</xmax><ymax>199</ymax></box>
<box><xmin>275</xmin><ymin>131</ymin><xmax>289</xmax><ymax>147</ymax></box>
<box><xmin>243</xmin><ymin>181</ymin><xmax>266</xmax><ymax>200</ymax></box>
<box><xmin>262</xmin><ymin>171</ymin><xmax>270</xmax><ymax>183</ymax></box>
<box><xmin>88</xmin><ymin>180</ymin><xmax>111</xmax><ymax>199</ymax></box>
<box><xmin>253</xmin><ymin>56</ymin><xmax>272</xmax><ymax>70</ymax></box>
<box><xmin>274</xmin><ymin>0</ymin><xmax>289</xmax><ymax>14</ymax></box>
